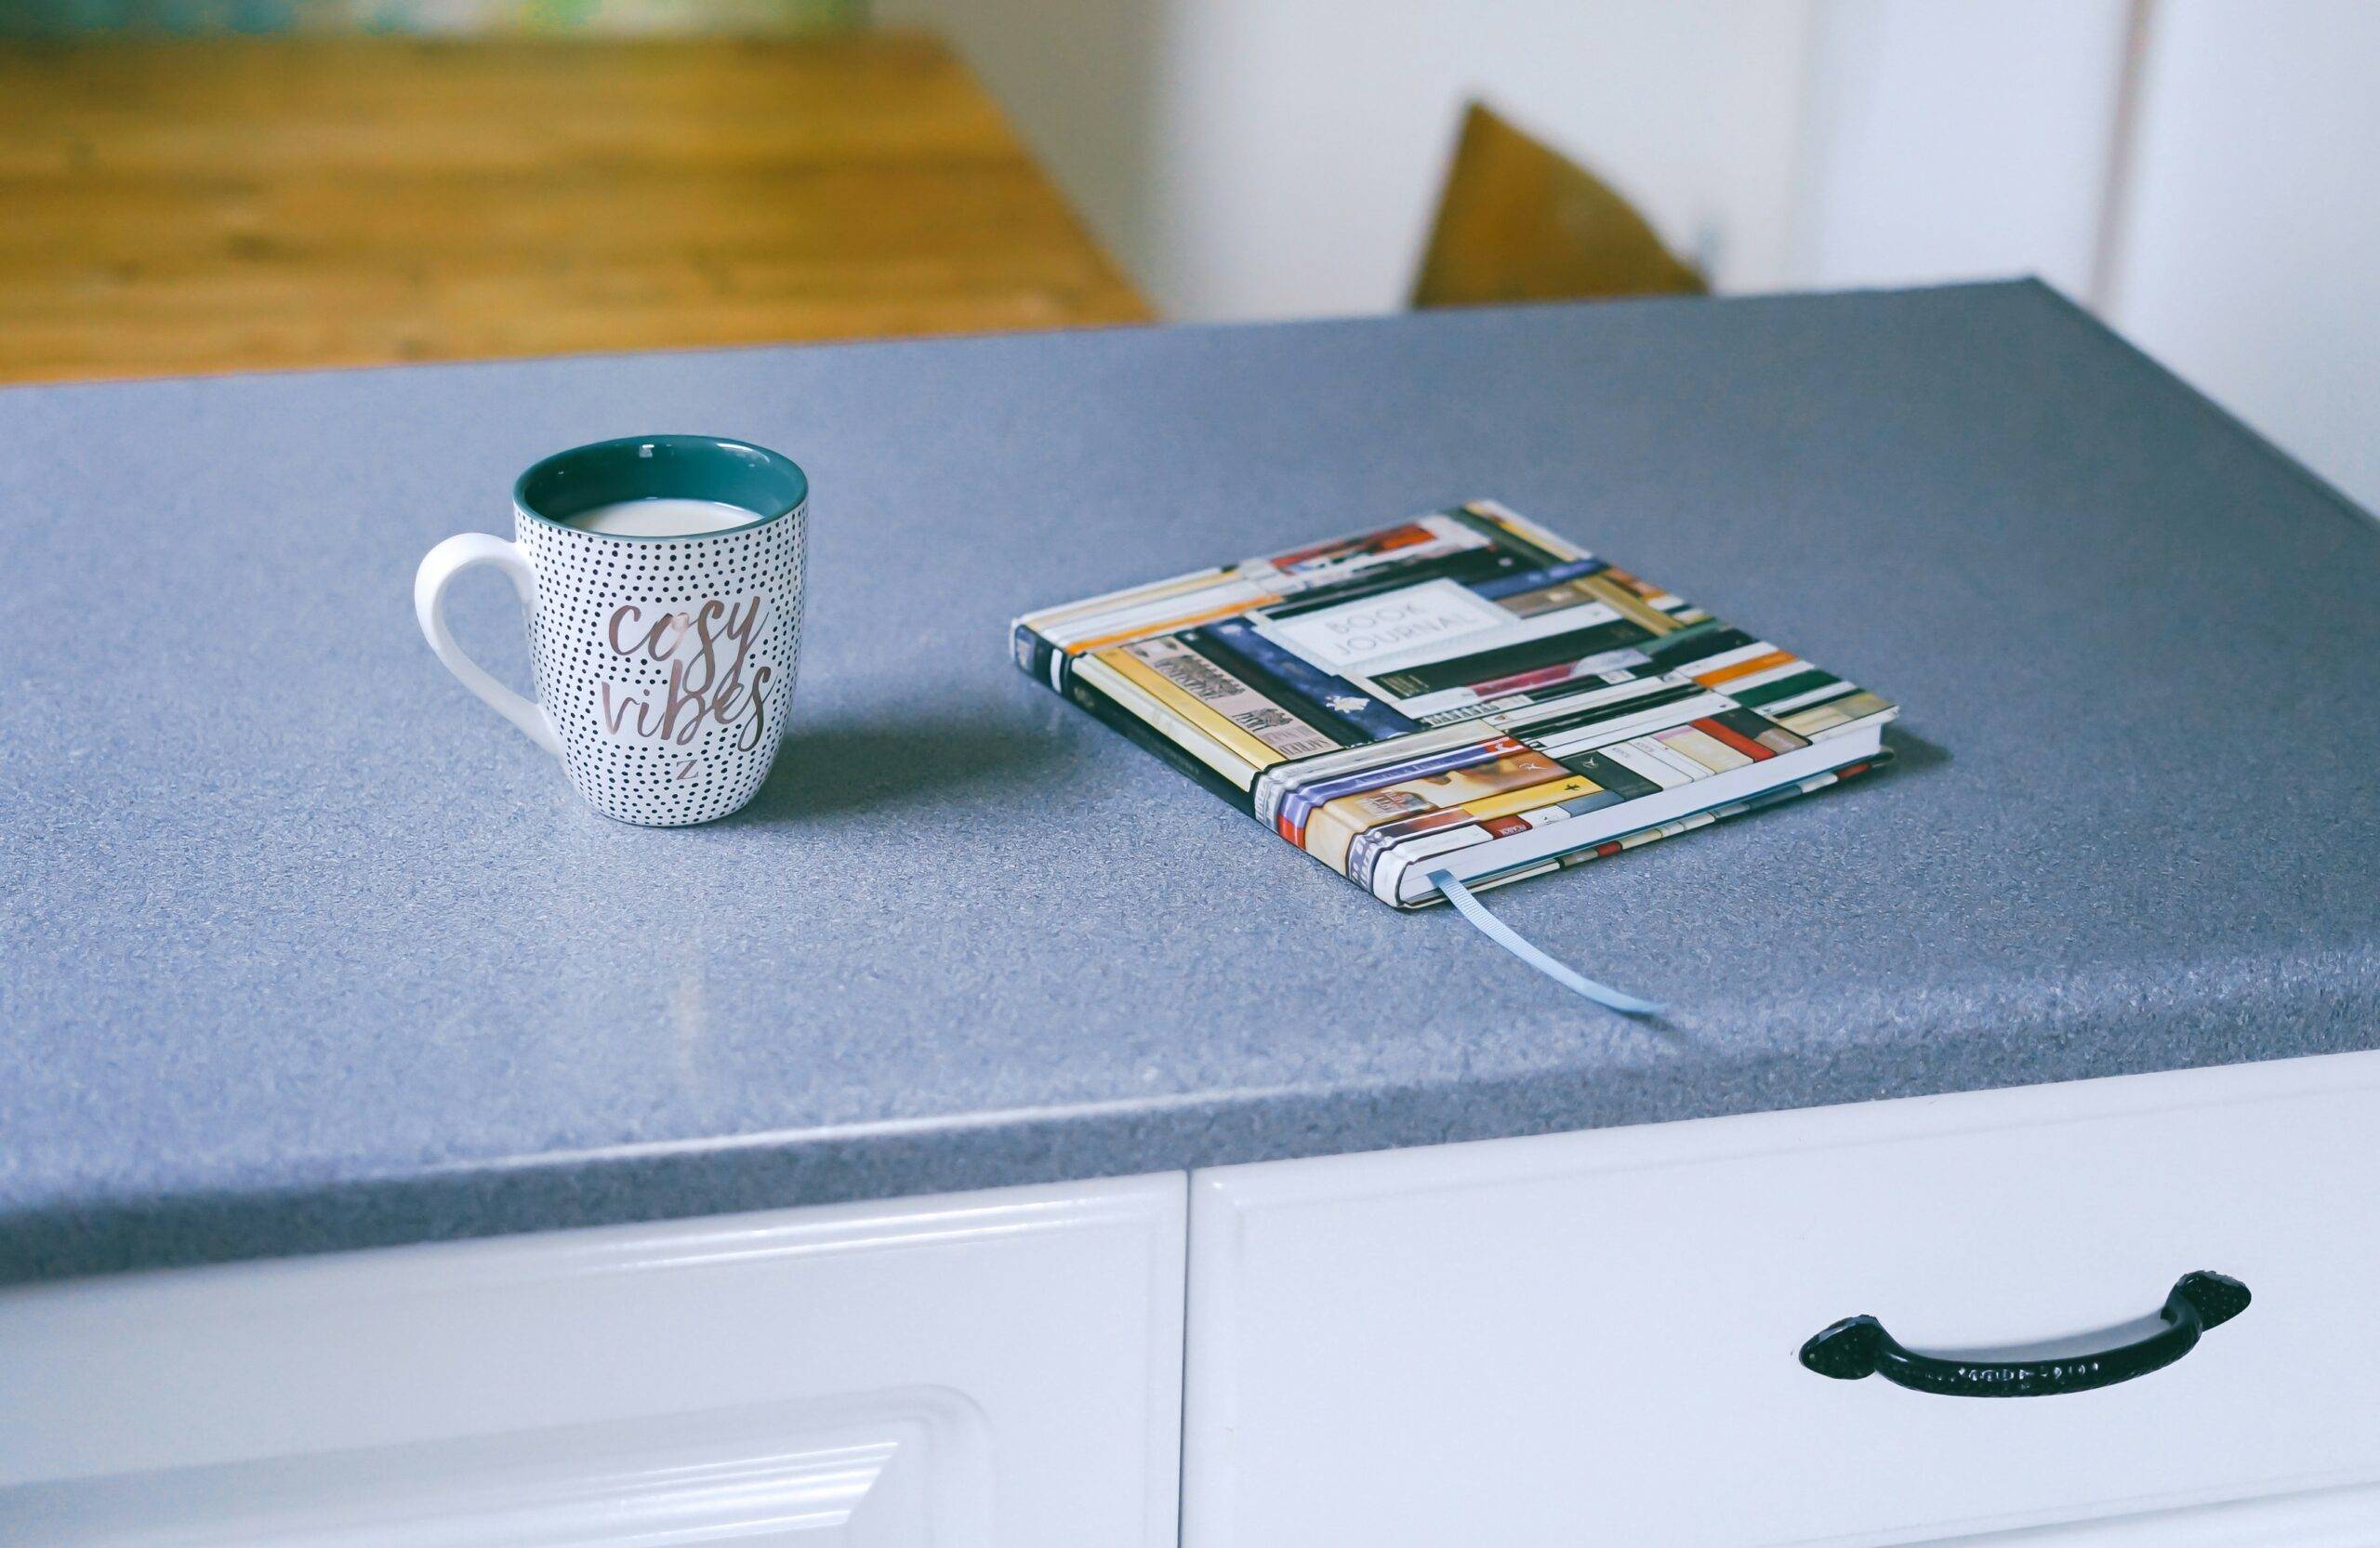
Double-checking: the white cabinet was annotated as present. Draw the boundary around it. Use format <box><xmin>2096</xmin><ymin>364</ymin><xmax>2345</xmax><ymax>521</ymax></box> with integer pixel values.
<box><xmin>1919</xmin><ymin>1479</ymin><xmax>2380</xmax><ymax>1544</ymax></box>
<box><xmin>19</xmin><ymin>1054</ymin><xmax>2380</xmax><ymax>1546</ymax></box>
<box><xmin>0</xmin><ymin>1173</ymin><xmax>1185</xmax><ymax>1548</ymax></box>
<box><xmin>1183</xmin><ymin>1052</ymin><xmax>2380</xmax><ymax>1547</ymax></box>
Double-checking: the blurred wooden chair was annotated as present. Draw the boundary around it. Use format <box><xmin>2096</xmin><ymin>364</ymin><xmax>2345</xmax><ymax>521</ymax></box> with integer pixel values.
<box><xmin>1414</xmin><ymin>101</ymin><xmax>1705</xmax><ymax>308</ymax></box>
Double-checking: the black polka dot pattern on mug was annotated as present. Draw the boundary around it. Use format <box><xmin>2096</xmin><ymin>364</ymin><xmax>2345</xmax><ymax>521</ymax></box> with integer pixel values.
<box><xmin>518</xmin><ymin>505</ymin><xmax>805</xmax><ymax>826</ymax></box>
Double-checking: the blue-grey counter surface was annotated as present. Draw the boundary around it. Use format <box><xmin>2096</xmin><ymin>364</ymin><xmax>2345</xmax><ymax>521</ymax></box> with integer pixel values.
<box><xmin>5</xmin><ymin>281</ymin><xmax>2376</xmax><ymax>1284</ymax></box>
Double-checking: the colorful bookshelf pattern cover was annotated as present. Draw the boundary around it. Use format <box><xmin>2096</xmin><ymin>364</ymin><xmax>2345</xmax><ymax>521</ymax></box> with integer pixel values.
<box><xmin>1012</xmin><ymin>501</ymin><xmax>1897</xmax><ymax>908</ymax></box>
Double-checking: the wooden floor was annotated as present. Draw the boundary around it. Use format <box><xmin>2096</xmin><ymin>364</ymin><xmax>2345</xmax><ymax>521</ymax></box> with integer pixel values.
<box><xmin>0</xmin><ymin>33</ymin><xmax>1152</xmax><ymax>383</ymax></box>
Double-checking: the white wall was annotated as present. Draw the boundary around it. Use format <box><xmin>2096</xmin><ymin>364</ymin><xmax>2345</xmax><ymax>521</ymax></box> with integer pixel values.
<box><xmin>2103</xmin><ymin>0</ymin><xmax>2380</xmax><ymax>512</ymax></box>
<box><xmin>874</xmin><ymin>0</ymin><xmax>1171</xmax><ymax>311</ymax></box>
<box><xmin>894</xmin><ymin>0</ymin><xmax>2379</xmax><ymax>513</ymax></box>
<box><xmin>884</xmin><ymin>0</ymin><xmax>1814</xmax><ymax>319</ymax></box>
<box><xmin>1134</xmin><ymin>0</ymin><xmax>1813</xmax><ymax>319</ymax></box>
<box><xmin>1787</xmin><ymin>0</ymin><xmax>2380</xmax><ymax>513</ymax></box>
<box><xmin>1790</xmin><ymin>0</ymin><xmax>2133</xmax><ymax>300</ymax></box>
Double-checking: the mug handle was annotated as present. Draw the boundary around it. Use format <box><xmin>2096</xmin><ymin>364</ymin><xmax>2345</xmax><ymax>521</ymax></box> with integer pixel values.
<box><xmin>414</xmin><ymin>534</ymin><xmax>563</xmax><ymax>758</ymax></box>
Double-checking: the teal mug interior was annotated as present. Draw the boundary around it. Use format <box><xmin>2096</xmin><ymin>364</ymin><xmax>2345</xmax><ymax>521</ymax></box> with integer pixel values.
<box><xmin>514</xmin><ymin>435</ymin><xmax>809</xmax><ymax>537</ymax></box>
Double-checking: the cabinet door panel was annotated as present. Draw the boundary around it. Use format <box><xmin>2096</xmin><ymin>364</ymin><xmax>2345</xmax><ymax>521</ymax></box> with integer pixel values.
<box><xmin>1932</xmin><ymin>1477</ymin><xmax>2380</xmax><ymax>1545</ymax></box>
<box><xmin>1184</xmin><ymin>1053</ymin><xmax>2380</xmax><ymax>1547</ymax></box>
<box><xmin>1</xmin><ymin>1174</ymin><xmax>1185</xmax><ymax>1548</ymax></box>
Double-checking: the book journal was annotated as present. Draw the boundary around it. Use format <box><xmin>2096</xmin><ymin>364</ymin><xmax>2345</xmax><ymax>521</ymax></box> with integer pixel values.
<box><xmin>1012</xmin><ymin>501</ymin><xmax>1897</xmax><ymax>908</ymax></box>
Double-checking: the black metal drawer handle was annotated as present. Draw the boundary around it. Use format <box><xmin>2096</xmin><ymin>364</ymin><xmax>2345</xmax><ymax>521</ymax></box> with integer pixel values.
<box><xmin>1800</xmin><ymin>1271</ymin><xmax>2250</xmax><ymax>1397</ymax></box>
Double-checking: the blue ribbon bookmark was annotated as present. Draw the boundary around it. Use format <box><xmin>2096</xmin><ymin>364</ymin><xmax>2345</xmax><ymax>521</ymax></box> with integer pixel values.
<box><xmin>1427</xmin><ymin>867</ymin><xmax>1667</xmax><ymax>1017</ymax></box>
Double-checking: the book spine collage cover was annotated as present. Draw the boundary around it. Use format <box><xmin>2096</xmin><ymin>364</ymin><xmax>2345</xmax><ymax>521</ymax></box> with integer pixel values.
<box><xmin>1012</xmin><ymin>503</ymin><xmax>1895</xmax><ymax>907</ymax></box>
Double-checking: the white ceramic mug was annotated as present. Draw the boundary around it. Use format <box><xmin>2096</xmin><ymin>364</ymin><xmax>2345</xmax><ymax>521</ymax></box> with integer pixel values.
<box><xmin>415</xmin><ymin>435</ymin><xmax>808</xmax><ymax>826</ymax></box>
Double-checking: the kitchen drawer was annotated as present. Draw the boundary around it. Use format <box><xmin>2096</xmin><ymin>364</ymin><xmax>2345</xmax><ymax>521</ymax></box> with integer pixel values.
<box><xmin>0</xmin><ymin>1173</ymin><xmax>1185</xmax><ymax>1547</ymax></box>
<box><xmin>1184</xmin><ymin>1052</ymin><xmax>2380</xmax><ymax>1547</ymax></box>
